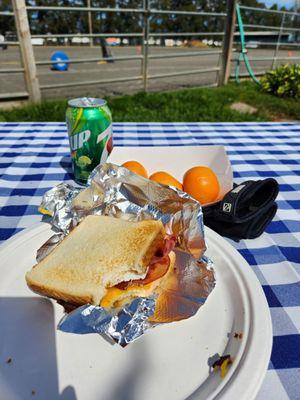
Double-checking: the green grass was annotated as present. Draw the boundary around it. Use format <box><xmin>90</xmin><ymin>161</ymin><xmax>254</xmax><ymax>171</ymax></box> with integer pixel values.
<box><xmin>0</xmin><ymin>82</ymin><xmax>299</xmax><ymax>122</ymax></box>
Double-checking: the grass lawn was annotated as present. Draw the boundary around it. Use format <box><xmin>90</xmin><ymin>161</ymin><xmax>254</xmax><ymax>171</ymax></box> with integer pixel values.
<box><xmin>0</xmin><ymin>82</ymin><xmax>299</xmax><ymax>122</ymax></box>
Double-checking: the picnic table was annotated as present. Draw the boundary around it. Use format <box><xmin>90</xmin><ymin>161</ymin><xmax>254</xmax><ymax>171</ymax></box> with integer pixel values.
<box><xmin>0</xmin><ymin>121</ymin><xmax>299</xmax><ymax>399</ymax></box>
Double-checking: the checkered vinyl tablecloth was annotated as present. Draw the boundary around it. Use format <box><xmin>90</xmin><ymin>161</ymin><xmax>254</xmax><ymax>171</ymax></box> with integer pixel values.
<box><xmin>0</xmin><ymin>122</ymin><xmax>299</xmax><ymax>399</ymax></box>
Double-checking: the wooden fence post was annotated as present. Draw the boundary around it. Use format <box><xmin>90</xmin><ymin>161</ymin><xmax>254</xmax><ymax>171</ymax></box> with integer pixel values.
<box><xmin>219</xmin><ymin>0</ymin><xmax>237</xmax><ymax>86</ymax></box>
<box><xmin>12</xmin><ymin>0</ymin><xmax>41</xmax><ymax>102</ymax></box>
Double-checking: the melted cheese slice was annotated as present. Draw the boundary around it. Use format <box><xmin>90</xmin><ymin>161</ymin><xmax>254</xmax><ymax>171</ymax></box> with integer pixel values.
<box><xmin>100</xmin><ymin>281</ymin><xmax>157</xmax><ymax>309</ymax></box>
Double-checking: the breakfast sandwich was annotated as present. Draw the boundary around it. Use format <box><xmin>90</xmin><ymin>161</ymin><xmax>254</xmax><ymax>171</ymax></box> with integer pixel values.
<box><xmin>26</xmin><ymin>215</ymin><xmax>176</xmax><ymax>309</ymax></box>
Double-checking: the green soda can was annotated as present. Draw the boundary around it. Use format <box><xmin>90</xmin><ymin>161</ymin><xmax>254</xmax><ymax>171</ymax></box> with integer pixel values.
<box><xmin>66</xmin><ymin>97</ymin><xmax>113</xmax><ymax>184</ymax></box>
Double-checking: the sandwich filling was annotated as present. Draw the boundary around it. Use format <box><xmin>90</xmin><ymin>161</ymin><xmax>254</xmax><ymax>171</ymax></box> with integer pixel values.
<box><xmin>115</xmin><ymin>234</ymin><xmax>176</xmax><ymax>290</ymax></box>
<box><xmin>101</xmin><ymin>235</ymin><xmax>176</xmax><ymax>308</ymax></box>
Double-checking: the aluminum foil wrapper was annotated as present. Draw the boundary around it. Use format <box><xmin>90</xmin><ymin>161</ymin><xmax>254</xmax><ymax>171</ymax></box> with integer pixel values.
<box><xmin>38</xmin><ymin>163</ymin><xmax>215</xmax><ymax>346</ymax></box>
<box><xmin>59</xmin><ymin>298</ymin><xmax>155</xmax><ymax>347</ymax></box>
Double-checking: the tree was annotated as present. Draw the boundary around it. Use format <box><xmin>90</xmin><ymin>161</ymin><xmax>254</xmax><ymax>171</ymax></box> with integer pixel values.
<box><xmin>27</xmin><ymin>0</ymin><xmax>86</xmax><ymax>35</ymax></box>
<box><xmin>0</xmin><ymin>0</ymin><xmax>14</xmax><ymax>35</ymax></box>
<box><xmin>0</xmin><ymin>0</ymin><xmax>295</xmax><ymax>42</ymax></box>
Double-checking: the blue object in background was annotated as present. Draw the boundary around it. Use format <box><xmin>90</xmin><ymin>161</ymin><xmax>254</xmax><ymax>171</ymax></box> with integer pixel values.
<box><xmin>50</xmin><ymin>51</ymin><xmax>69</xmax><ymax>71</ymax></box>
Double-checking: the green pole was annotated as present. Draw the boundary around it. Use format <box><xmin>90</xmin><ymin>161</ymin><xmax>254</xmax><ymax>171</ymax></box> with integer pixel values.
<box><xmin>235</xmin><ymin>3</ymin><xmax>261</xmax><ymax>85</ymax></box>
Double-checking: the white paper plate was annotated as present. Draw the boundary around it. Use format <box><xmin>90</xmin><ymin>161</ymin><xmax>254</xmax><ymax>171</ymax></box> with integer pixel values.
<box><xmin>0</xmin><ymin>223</ymin><xmax>272</xmax><ymax>400</ymax></box>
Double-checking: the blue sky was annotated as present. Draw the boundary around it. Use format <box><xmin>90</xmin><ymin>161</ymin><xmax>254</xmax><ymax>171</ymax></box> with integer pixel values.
<box><xmin>263</xmin><ymin>0</ymin><xmax>295</xmax><ymax>8</ymax></box>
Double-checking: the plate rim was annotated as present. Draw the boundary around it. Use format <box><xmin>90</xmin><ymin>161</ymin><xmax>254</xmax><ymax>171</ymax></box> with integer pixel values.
<box><xmin>203</xmin><ymin>228</ymin><xmax>272</xmax><ymax>400</ymax></box>
<box><xmin>0</xmin><ymin>224</ymin><xmax>272</xmax><ymax>400</ymax></box>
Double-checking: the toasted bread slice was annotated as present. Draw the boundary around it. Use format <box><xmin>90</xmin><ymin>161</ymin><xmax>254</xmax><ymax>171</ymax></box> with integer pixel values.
<box><xmin>26</xmin><ymin>215</ymin><xmax>165</xmax><ymax>305</ymax></box>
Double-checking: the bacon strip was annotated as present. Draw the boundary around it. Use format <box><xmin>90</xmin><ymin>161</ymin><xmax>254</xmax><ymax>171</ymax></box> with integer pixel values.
<box><xmin>115</xmin><ymin>234</ymin><xmax>176</xmax><ymax>290</ymax></box>
<box><xmin>115</xmin><ymin>255</ymin><xmax>170</xmax><ymax>290</ymax></box>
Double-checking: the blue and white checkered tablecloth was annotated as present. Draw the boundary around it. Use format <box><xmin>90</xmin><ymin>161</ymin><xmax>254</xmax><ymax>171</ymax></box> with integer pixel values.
<box><xmin>0</xmin><ymin>122</ymin><xmax>299</xmax><ymax>399</ymax></box>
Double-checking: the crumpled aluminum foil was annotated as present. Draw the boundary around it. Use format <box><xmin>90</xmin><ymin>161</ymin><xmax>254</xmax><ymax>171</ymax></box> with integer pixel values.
<box><xmin>37</xmin><ymin>163</ymin><xmax>215</xmax><ymax>346</ymax></box>
<box><xmin>59</xmin><ymin>297</ymin><xmax>155</xmax><ymax>347</ymax></box>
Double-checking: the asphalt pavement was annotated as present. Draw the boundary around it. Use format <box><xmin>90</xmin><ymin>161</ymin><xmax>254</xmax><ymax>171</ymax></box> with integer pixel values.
<box><xmin>0</xmin><ymin>46</ymin><xmax>299</xmax><ymax>100</ymax></box>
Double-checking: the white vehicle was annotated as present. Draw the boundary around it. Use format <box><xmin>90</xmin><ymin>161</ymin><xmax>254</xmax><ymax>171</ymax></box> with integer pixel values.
<box><xmin>81</xmin><ymin>37</ymin><xmax>90</xmax><ymax>44</ymax></box>
<box><xmin>71</xmin><ymin>36</ymin><xmax>90</xmax><ymax>44</ymax></box>
<box><xmin>165</xmin><ymin>39</ymin><xmax>174</xmax><ymax>47</ymax></box>
<box><xmin>0</xmin><ymin>34</ymin><xmax>7</xmax><ymax>50</ymax></box>
<box><xmin>213</xmin><ymin>41</ymin><xmax>222</xmax><ymax>47</ymax></box>
<box><xmin>48</xmin><ymin>37</ymin><xmax>57</xmax><ymax>44</ymax></box>
<box><xmin>31</xmin><ymin>38</ymin><xmax>44</xmax><ymax>45</ymax></box>
<box><xmin>72</xmin><ymin>36</ymin><xmax>81</xmax><ymax>44</ymax></box>
<box><xmin>247</xmin><ymin>41</ymin><xmax>259</xmax><ymax>49</ymax></box>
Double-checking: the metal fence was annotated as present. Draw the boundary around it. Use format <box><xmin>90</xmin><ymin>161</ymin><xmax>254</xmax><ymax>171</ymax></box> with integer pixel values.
<box><xmin>1</xmin><ymin>0</ymin><xmax>231</xmax><ymax>102</ymax></box>
<box><xmin>0</xmin><ymin>9</ymin><xmax>28</xmax><ymax>101</ymax></box>
<box><xmin>232</xmin><ymin>5</ymin><xmax>300</xmax><ymax>78</ymax></box>
<box><xmin>1</xmin><ymin>1</ymin><xmax>299</xmax><ymax>102</ymax></box>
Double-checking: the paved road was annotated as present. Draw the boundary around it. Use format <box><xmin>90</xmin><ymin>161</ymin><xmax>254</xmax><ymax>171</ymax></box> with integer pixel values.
<box><xmin>0</xmin><ymin>46</ymin><xmax>299</xmax><ymax>100</ymax></box>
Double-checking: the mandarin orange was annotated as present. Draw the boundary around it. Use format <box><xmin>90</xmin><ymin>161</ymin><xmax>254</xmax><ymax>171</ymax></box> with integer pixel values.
<box><xmin>149</xmin><ymin>171</ymin><xmax>183</xmax><ymax>190</ymax></box>
<box><xmin>122</xmin><ymin>161</ymin><xmax>148</xmax><ymax>178</ymax></box>
<box><xmin>183</xmin><ymin>166</ymin><xmax>220</xmax><ymax>204</ymax></box>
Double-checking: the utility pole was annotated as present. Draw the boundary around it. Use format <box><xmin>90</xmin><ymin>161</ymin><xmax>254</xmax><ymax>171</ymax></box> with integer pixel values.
<box><xmin>87</xmin><ymin>0</ymin><xmax>93</xmax><ymax>47</ymax></box>
<box><xmin>295</xmin><ymin>0</ymin><xmax>300</xmax><ymax>42</ymax></box>
<box><xmin>142</xmin><ymin>0</ymin><xmax>150</xmax><ymax>91</ymax></box>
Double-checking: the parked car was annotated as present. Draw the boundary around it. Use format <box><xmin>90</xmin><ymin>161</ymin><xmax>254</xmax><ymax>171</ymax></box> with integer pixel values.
<box><xmin>5</xmin><ymin>31</ymin><xmax>17</xmax><ymax>42</ymax></box>
<box><xmin>246</xmin><ymin>41</ymin><xmax>259</xmax><ymax>49</ymax></box>
<box><xmin>0</xmin><ymin>34</ymin><xmax>8</xmax><ymax>50</ymax></box>
<box><xmin>71</xmin><ymin>36</ymin><xmax>90</xmax><ymax>45</ymax></box>
<box><xmin>31</xmin><ymin>38</ymin><xmax>44</xmax><ymax>45</ymax></box>
<box><xmin>106</xmin><ymin>37</ymin><xmax>120</xmax><ymax>46</ymax></box>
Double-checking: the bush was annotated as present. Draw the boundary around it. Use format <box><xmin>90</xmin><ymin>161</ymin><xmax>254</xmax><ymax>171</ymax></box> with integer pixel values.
<box><xmin>261</xmin><ymin>64</ymin><xmax>300</xmax><ymax>98</ymax></box>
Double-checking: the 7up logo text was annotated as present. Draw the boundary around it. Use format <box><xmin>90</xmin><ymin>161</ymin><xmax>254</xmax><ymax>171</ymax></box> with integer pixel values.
<box><xmin>70</xmin><ymin>129</ymin><xmax>91</xmax><ymax>151</ymax></box>
<box><xmin>96</xmin><ymin>124</ymin><xmax>112</xmax><ymax>144</ymax></box>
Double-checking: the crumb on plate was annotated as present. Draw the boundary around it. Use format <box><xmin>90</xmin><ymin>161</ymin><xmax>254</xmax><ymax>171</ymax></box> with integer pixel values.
<box><xmin>38</xmin><ymin>206</ymin><xmax>53</xmax><ymax>216</ymax></box>
<box><xmin>213</xmin><ymin>355</ymin><xmax>233</xmax><ymax>378</ymax></box>
<box><xmin>234</xmin><ymin>332</ymin><xmax>243</xmax><ymax>339</ymax></box>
